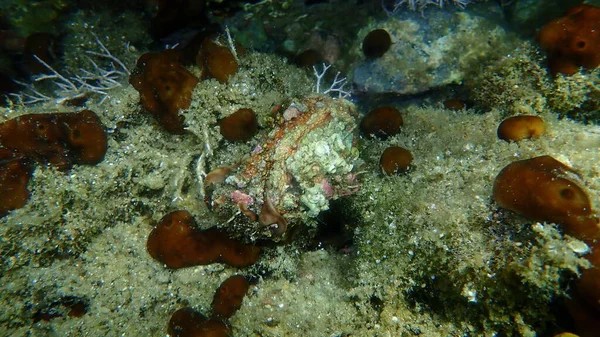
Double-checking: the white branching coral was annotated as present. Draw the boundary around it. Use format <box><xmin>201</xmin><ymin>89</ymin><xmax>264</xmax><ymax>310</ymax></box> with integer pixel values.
<box><xmin>11</xmin><ymin>35</ymin><xmax>130</xmax><ymax>105</ymax></box>
<box><xmin>384</xmin><ymin>0</ymin><xmax>475</xmax><ymax>13</ymax></box>
<box><xmin>313</xmin><ymin>63</ymin><xmax>351</xmax><ymax>99</ymax></box>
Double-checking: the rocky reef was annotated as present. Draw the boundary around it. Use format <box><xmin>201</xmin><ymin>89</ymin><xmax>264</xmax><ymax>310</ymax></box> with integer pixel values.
<box><xmin>0</xmin><ymin>1</ymin><xmax>599</xmax><ymax>337</ymax></box>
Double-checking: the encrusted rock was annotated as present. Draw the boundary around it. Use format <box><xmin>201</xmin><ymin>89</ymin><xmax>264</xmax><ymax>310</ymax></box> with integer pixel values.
<box><xmin>207</xmin><ymin>96</ymin><xmax>361</xmax><ymax>240</ymax></box>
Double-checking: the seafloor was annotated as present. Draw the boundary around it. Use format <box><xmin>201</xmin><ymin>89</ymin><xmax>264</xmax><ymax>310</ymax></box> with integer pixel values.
<box><xmin>0</xmin><ymin>1</ymin><xmax>599</xmax><ymax>336</ymax></box>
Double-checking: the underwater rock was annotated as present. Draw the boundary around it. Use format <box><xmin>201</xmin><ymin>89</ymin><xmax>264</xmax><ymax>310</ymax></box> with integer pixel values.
<box><xmin>501</xmin><ymin>0</ymin><xmax>584</xmax><ymax>36</ymax></box>
<box><xmin>352</xmin><ymin>8</ymin><xmax>516</xmax><ymax>95</ymax></box>
<box><xmin>206</xmin><ymin>96</ymin><xmax>360</xmax><ymax>239</ymax></box>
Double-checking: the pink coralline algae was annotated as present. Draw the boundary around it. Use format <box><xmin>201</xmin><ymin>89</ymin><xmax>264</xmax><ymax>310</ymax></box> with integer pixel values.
<box><xmin>206</xmin><ymin>96</ymin><xmax>361</xmax><ymax>240</ymax></box>
<box><xmin>230</xmin><ymin>190</ymin><xmax>254</xmax><ymax>206</ymax></box>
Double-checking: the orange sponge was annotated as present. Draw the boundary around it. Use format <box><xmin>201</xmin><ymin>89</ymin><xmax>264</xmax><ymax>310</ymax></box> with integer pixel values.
<box><xmin>129</xmin><ymin>51</ymin><xmax>199</xmax><ymax>134</ymax></box>
<box><xmin>0</xmin><ymin>110</ymin><xmax>108</xmax><ymax>170</ymax></box>
<box><xmin>211</xmin><ymin>275</ymin><xmax>250</xmax><ymax>319</ymax></box>
<box><xmin>147</xmin><ymin>210</ymin><xmax>261</xmax><ymax>269</ymax></box>
<box><xmin>493</xmin><ymin>156</ymin><xmax>599</xmax><ymax>243</ymax></box>
<box><xmin>497</xmin><ymin>115</ymin><xmax>546</xmax><ymax>142</ymax></box>
<box><xmin>537</xmin><ymin>4</ymin><xmax>600</xmax><ymax>75</ymax></box>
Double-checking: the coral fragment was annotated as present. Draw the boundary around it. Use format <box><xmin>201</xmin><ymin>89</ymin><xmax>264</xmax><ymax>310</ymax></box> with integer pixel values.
<box><xmin>207</xmin><ymin>97</ymin><xmax>360</xmax><ymax>239</ymax></box>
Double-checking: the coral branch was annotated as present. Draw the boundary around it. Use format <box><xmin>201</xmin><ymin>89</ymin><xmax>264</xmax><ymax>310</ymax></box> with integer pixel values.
<box><xmin>11</xmin><ymin>36</ymin><xmax>130</xmax><ymax>105</ymax></box>
<box><xmin>383</xmin><ymin>0</ymin><xmax>475</xmax><ymax>13</ymax></box>
<box><xmin>312</xmin><ymin>63</ymin><xmax>351</xmax><ymax>99</ymax></box>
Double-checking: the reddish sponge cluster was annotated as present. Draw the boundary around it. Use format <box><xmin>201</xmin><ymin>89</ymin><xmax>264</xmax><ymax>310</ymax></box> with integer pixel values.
<box><xmin>168</xmin><ymin>275</ymin><xmax>251</xmax><ymax>336</ymax></box>
<box><xmin>167</xmin><ymin>275</ymin><xmax>250</xmax><ymax>337</ymax></box>
<box><xmin>168</xmin><ymin>306</ymin><xmax>231</xmax><ymax>337</ymax></box>
<box><xmin>0</xmin><ymin>110</ymin><xmax>108</xmax><ymax>216</ymax></box>
<box><xmin>360</xmin><ymin>106</ymin><xmax>415</xmax><ymax>177</ymax></box>
<box><xmin>146</xmin><ymin>210</ymin><xmax>261</xmax><ymax>269</ymax></box>
<box><xmin>0</xmin><ymin>150</ymin><xmax>34</xmax><ymax>216</ymax></box>
<box><xmin>148</xmin><ymin>211</ymin><xmax>257</xmax><ymax>335</ymax></box>
<box><xmin>537</xmin><ymin>4</ymin><xmax>600</xmax><ymax>75</ymax></box>
<box><xmin>497</xmin><ymin>115</ymin><xmax>546</xmax><ymax>143</ymax></box>
<box><xmin>219</xmin><ymin>108</ymin><xmax>258</xmax><ymax>142</ymax></box>
<box><xmin>212</xmin><ymin>275</ymin><xmax>250</xmax><ymax>319</ymax></box>
<box><xmin>0</xmin><ymin>110</ymin><xmax>107</xmax><ymax>169</ymax></box>
<box><xmin>196</xmin><ymin>36</ymin><xmax>244</xmax><ymax>84</ymax></box>
<box><xmin>569</xmin><ymin>239</ymin><xmax>600</xmax><ymax>337</ymax></box>
<box><xmin>129</xmin><ymin>35</ymin><xmax>245</xmax><ymax>135</ymax></box>
<box><xmin>32</xmin><ymin>296</ymin><xmax>89</xmax><ymax>323</ymax></box>
<box><xmin>379</xmin><ymin>146</ymin><xmax>413</xmax><ymax>175</ymax></box>
<box><xmin>129</xmin><ymin>50</ymin><xmax>199</xmax><ymax>134</ymax></box>
<box><xmin>362</xmin><ymin>29</ymin><xmax>392</xmax><ymax>59</ymax></box>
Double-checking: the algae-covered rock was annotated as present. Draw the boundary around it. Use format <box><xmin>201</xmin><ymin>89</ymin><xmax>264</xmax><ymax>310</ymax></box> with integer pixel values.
<box><xmin>350</xmin><ymin>105</ymin><xmax>599</xmax><ymax>336</ymax></box>
<box><xmin>501</xmin><ymin>0</ymin><xmax>585</xmax><ymax>36</ymax></box>
<box><xmin>469</xmin><ymin>42</ymin><xmax>600</xmax><ymax>123</ymax></box>
<box><xmin>352</xmin><ymin>8</ymin><xmax>519</xmax><ymax>95</ymax></box>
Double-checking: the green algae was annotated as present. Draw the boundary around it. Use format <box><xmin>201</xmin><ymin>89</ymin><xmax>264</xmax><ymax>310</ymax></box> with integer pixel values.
<box><xmin>469</xmin><ymin>42</ymin><xmax>600</xmax><ymax>123</ymax></box>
